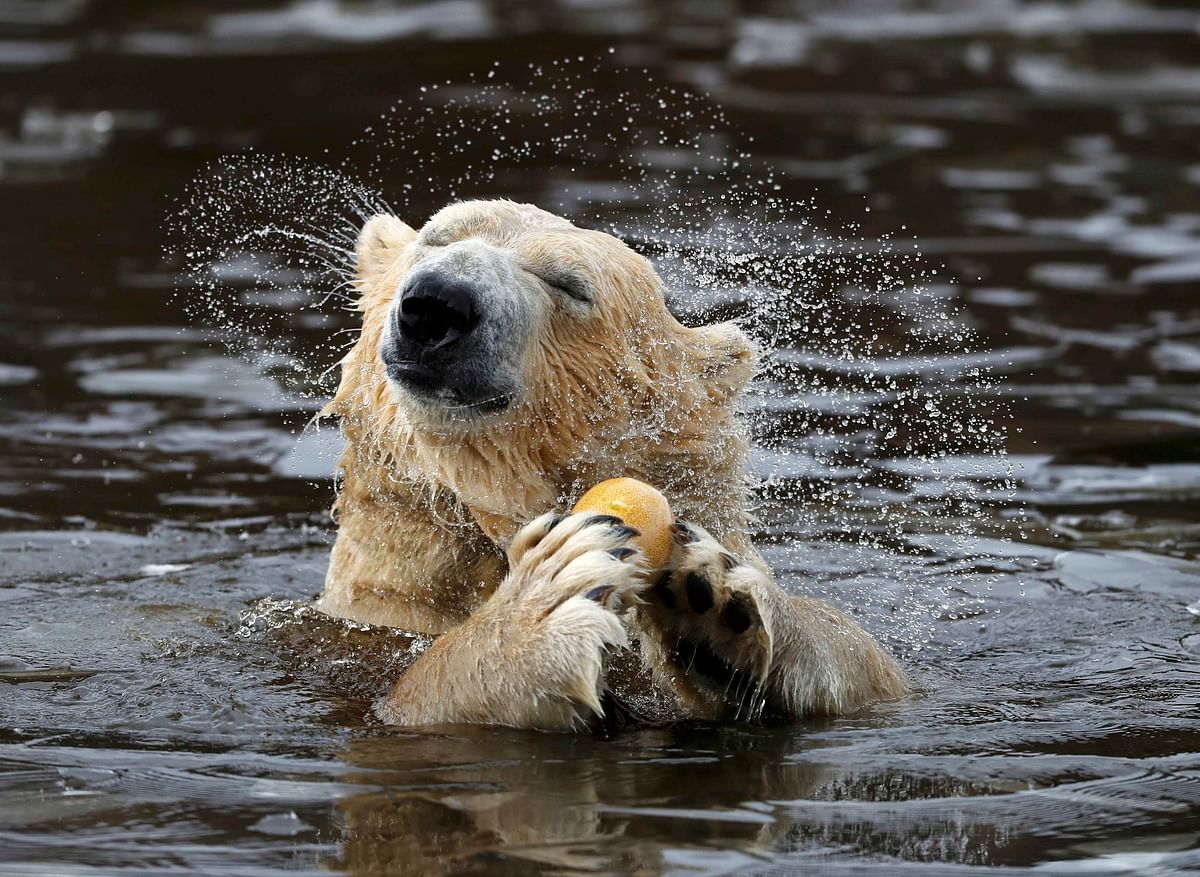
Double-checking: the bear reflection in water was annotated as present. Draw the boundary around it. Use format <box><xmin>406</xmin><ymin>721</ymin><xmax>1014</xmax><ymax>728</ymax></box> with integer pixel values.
<box><xmin>332</xmin><ymin>728</ymin><xmax>832</xmax><ymax>875</ymax></box>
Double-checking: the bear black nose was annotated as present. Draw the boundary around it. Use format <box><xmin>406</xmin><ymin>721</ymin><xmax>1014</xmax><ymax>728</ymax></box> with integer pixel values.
<box><xmin>397</xmin><ymin>274</ymin><xmax>481</xmax><ymax>350</ymax></box>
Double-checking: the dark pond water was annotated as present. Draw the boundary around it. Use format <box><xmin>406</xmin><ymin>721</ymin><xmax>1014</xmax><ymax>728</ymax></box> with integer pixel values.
<box><xmin>2</xmin><ymin>1</ymin><xmax>1199</xmax><ymax>874</ymax></box>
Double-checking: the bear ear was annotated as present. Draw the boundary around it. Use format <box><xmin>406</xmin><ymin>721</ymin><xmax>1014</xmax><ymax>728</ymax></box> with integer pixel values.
<box><xmin>690</xmin><ymin>321</ymin><xmax>759</xmax><ymax>394</ymax></box>
<box><xmin>356</xmin><ymin>214</ymin><xmax>417</xmax><ymax>281</ymax></box>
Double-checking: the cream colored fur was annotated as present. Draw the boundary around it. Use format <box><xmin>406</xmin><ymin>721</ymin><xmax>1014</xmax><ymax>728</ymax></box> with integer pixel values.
<box><xmin>319</xmin><ymin>199</ymin><xmax>908</xmax><ymax>730</ymax></box>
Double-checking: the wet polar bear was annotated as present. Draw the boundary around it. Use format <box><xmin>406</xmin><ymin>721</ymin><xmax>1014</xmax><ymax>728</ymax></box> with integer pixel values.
<box><xmin>319</xmin><ymin>199</ymin><xmax>908</xmax><ymax>730</ymax></box>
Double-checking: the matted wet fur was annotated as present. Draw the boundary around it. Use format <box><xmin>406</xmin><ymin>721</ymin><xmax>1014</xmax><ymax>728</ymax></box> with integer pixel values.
<box><xmin>318</xmin><ymin>199</ymin><xmax>907</xmax><ymax>730</ymax></box>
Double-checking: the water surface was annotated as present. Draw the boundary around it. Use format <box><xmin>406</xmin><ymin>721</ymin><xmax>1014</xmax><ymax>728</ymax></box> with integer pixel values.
<box><xmin>1</xmin><ymin>2</ymin><xmax>1198</xmax><ymax>874</ymax></box>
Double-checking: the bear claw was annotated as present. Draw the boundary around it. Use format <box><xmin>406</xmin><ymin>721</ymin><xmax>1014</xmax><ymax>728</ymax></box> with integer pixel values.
<box><xmin>671</xmin><ymin>521</ymin><xmax>698</xmax><ymax>545</ymax></box>
<box><xmin>585</xmin><ymin>585</ymin><xmax>614</xmax><ymax>603</ymax></box>
<box><xmin>585</xmin><ymin>514</ymin><xmax>623</xmax><ymax>527</ymax></box>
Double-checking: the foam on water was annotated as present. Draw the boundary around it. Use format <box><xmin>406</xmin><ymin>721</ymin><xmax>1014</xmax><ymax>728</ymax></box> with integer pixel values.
<box><xmin>171</xmin><ymin>55</ymin><xmax>1019</xmax><ymax>657</ymax></box>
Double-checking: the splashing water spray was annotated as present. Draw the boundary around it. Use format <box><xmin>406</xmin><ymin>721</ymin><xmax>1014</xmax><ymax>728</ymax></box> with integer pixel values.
<box><xmin>168</xmin><ymin>55</ymin><xmax>1019</xmax><ymax>660</ymax></box>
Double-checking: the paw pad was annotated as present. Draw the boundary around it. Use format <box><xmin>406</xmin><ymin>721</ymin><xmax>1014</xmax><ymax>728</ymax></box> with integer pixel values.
<box><xmin>651</xmin><ymin>575</ymin><xmax>676</xmax><ymax>608</ymax></box>
<box><xmin>684</xmin><ymin>572</ymin><xmax>714</xmax><ymax>613</ymax></box>
<box><xmin>721</xmin><ymin>594</ymin><xmax>754</xmax><ymax>634</ymax></box>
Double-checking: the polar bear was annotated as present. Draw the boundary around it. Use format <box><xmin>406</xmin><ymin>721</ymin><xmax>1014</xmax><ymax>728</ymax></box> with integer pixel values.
<box><xmin>319</xmin><ymin>199</ymin><xmax>907</xmax><ymax>730</ymax></box>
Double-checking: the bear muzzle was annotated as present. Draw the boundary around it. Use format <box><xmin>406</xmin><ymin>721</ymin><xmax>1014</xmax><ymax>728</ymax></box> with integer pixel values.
<box><xmin>380</xmin><ymin>271</ymin><xmax>518</xmax><ymax>413</ymax></box>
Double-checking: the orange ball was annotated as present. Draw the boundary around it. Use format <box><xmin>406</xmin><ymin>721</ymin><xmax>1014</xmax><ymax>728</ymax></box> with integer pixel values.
<box><xmin>572</xmin><ymin>477</ymin><xmax>674</xmax><ymax>571</ymax></box>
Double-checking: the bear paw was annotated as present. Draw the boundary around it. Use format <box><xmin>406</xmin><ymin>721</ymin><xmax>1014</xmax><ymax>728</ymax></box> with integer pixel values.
<box><xmin>637</xmin><ymin>521</ymin><xmax>780</xmax><ymax>720</ymax></box>
<box><xmin>500</xmin><ymin>510</ymin><xmax>647</xmax><ymax>614</ymax></box>
<box><xmin>377</xmin><ymin>512</ymin><xmax>648</xmax><ymax>730</ymax></box>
